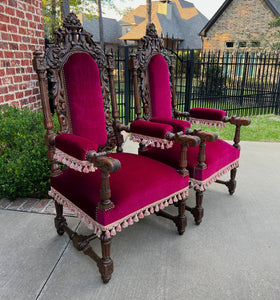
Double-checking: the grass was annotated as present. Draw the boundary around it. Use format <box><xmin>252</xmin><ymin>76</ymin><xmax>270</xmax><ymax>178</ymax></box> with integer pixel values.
<box><xmin>191</xmin><ymin>114</ymin><xmax>280</xmax><ymax>142</ymax></box>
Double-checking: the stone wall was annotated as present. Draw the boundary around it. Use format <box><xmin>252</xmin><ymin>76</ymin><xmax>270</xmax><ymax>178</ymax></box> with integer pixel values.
<box><xmin>202</xmin><ymin>0</ymin><xmax>277</xmax><ymax>52</ymax></box>
<box><xmin>0</xmin><ymin>0</ymin><xmax>44</xmax><ymax>110</ymax></box>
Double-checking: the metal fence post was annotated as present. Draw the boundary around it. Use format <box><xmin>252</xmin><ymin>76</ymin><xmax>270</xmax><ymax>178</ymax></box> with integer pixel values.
<box><xmin>124</xmin><ymin>45</ymin><xmax>130</xmax><ymax>124</ymax></box>
<box><xmin>275</xmin><ymin>78</ymin><xmax>280</xmax><ymax>115</ymax></box>
<box><xmin>184</xmin><ymin>49</ymin><xmax>194</xmax><ymax>112</ymax></box>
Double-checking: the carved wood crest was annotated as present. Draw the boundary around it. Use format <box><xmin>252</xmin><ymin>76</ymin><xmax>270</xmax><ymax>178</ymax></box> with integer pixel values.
<box><xmin>136</xmin><ymin>23</ymin><xmax>176</xmax><ymax>120</ymax></box>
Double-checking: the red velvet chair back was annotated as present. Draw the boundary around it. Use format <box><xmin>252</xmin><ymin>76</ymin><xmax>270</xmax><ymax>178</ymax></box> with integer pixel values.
<box><xmin>63</xmin><ymin>52</ymin><xmax>107</xmax><ymax>147</ymax></box>
<box><xmin>148</xmin><ymin>54</ymin><xmax>172</xmax><ymax>119</ymax></box>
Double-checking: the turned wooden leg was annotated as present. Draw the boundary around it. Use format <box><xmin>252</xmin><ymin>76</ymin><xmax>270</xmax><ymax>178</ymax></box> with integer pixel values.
<box><xmin>174</xmin><ymin>199</ymin><xmax>187</xmax><ymax>235</ymax></box>
<box><xmin>228</xmin><ymin>168</ymin><xmax>237</xmax><ymax>195</ymax></box>
<box><xmin>98</xmin><ymin>234</ymin><xmax>113</xmax><ymax>284</ymax></box>
<box><xmin>191</xmin><ymin>190</ymin><xmax>204</xmax><ymax>225</ymax></box>
<box><xmin>54</xmin><ymin>201</ymin><xmax>67</xmax><ymax>235</ymax></box>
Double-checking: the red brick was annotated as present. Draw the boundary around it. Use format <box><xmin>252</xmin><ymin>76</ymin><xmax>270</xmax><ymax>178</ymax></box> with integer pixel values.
<box><xmin>19</xmin><ymin>44</ymin><xmax>28</xmax><ymax>51</ymax></box>
<box><xmin>0</xmin><ymin>86</ymin><xmax>8</xmax><ymax>94</ymax></box>
<box><xmin>16</xmin><ymin>67</ymin><xmax>25</xmax><ymax>73</ymax></box>
<box><xmin>0</xmin><ymin>13</ymin><xmax>9</xmax><ymax>23</ymax></box>
<box><xmin>8</xmin><ymin>84</ymin><xmax>18</xmax><ymax>92</ymax></box>
<box><xmin>10</xmin><ymin>100</ymin><xmax>20</xmax><ymax>107</ymax></box>
<box><xmin>7</xmin><ymin>199</ymin><xmax>28</xmax><ymax>210</ymax></box>
<box><xmin>25</xmin><ymin>12</ymin><xmax>32</xmax><ymax>21</ymax></box>
<box><xmin>8</xmin><ymin>24</ymin><xmax>17</xmax><ymax>33</ymax></box>
<box><xmin>9</xmin><ymin>43</ymin><xmax>18</xmax><ymax>50</ymax></box>
<box><xmin>4</xmin><ymin>51</ymin><xmax>14</xmax><ymax>59</ymax></box>
<box><xmin>0</xmin><ymin>69</ymin><xmax>5</xmax><ymax>76</ymax></box>
<box><xmin>8</xmin><ymin>0</ymin><xmax>17</xmax><ymax>7</ymax></box>
<box><xmin>18</xmin><ymin>2</ymin><xmax>26</xmax><ymax>11</ymax></box>
<box><xmin>23</xmin><ymin>74</ymin><xmax>31</xmax><ymax>81</ymax></box>
<box><xmin>0</xmin><ymin>23</ymin><xmax>7</xmax><ymax>32</ymax></box>
<box><xmin>0</xmin><ymin>95</ymin><xmax>4</xmax><ymax>103</ymax></box>
<box><xmin>15</xmin><ymin>52</ymin><xmax>23</xmax><ymax>59</ymax></box>
<box><xmin>0</xmin><ymin>198</ymin><xmax>12</xmax><ymax>209</ymax></box>
<box><xmin>5</xmin><ymin>6</ymin><xmax>15</xmax><ymax>16</ymax></box>
<box><xmin>24</xmin><ymin>90</ymin><xmax>32</xmax><ymax>97</ymax></box>
<box><xmin>15</xmin><ymin>91</ymin><xmax>24</xmax><ymax>98</ymax></box>
<box><xmin>43</xmin><ymin>200</ymin><xmax>56</xmax><ymax>214</ymax></box>
<box><xmin>4</xmin><ymin>94</ymin><xmax>15</xmax><ymax>101</ymax></box>
<box><xmin>20</xmin><ymin>199</ymin><xmax>40</xmax><ymax>211</ymax></box>
<box><xmin>29</xmin><ymin>21</ymin><xmax>36</xmax><ymax>29</ymax></box>
<box><xmin>33</xmin><ymin>15</ymin><xmax>40</xmax><ymax>23</ymax></box>
<box><xmin>28</xmin><ymin>5</ymin><xmax>35</xmax><ymax>13</ymax></box>
<box><xmin>1</xmin><ymin>33</ymin><xmax>12</xmax><ymax>41</ymax></box>
<box><xmin>0</xmin><ymin>5</ymin><xmax>4</xmax><ymax>13</ymax></box>
<box><xmin>0</xmin><ymin>41</ymin><xmax>9</xmax><ymax>50</ymax></box>
<box><xmin>16</xmin><ymin>9</ymin><xmax>24</xmax><ymax>19</ymax></box>
<box><xmin>21</xmin><ymin>20</ymin><xmax>28</xmax><ymax>27</ymax></box>
<box><xmin>11</xmin><ymin>17</ymin><xmax>20</xmax><ymax>26</ymax></box>
<box><xmin>14</xmin><ymin>75</ymin><xmax>22</xmax><ymax>83</ymax></box>
<box><xmin>19</xmin><ymin>27</ymin><xmax>27</xmax><ymax>35</ymax></box>
<box><xmin>31</xmin><ymin>199</ymin><xmax>52</xmax><ymax>213</ymax></box>
<box><xmin>12</xmin><ymin>34</ymin><xmax>21</xmax><ymax>42</ymax></box>
<box><xmin>6</xmin><ymin>68</ymin><xmax>15</xmax><ymax>75</ymax></box>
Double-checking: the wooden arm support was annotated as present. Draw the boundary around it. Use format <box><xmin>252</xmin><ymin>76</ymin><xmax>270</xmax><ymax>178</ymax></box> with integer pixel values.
<box><xmin>174</xmin><ymin>109</ymin><xmax>190</xmax><ymax>119</ymax></box>
<box><xmin>86</xmin><ymin>151</ymin><xmax>121</xmax><ymax>211</ymax></box>
<box><xmin>222</xmin><ymin>116</ymin><xmax>251</xmax><ymax>149</ymax></box>
<box><xmin>185</xmin><ymin>128</ymin><xmax>218</xmax><ymax>170</ymax></box>
<box><xmin>165</xmin><ymin>132</ymin><xmax>201</xmax><ymax>176</ymax></box>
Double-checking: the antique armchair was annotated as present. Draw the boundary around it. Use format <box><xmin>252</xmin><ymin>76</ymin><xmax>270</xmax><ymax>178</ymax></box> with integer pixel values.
<box><xmin>129</xmin><ymin>23</ymin><xmax>250</xmax><ymax>225</ymax></box>
<box><xmin>33</xmin><ymin>14</ymin><xmax>200</xmax><ymax>283</ymax></box>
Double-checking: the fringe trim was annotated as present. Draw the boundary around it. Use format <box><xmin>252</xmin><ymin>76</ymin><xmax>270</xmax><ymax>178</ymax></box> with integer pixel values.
<box><xmin>49</xmin><ymin>186</ymin><xmax>189</xmax><ymax>238</ymax></box>
<box><xmin>190</xmin><ymin>159</ymin><xmax>239</xmax><ymax>191</ymax></box>
<box><xmin>130</xmin><ymin>133</ymin><xmax>173</xmax><ymax>149</ymax></box>
<box><xmin>54</xmin><ymin>148</ymin><xmax>98</xmax><ymax>173</ymax></box>
<box><xmin>189</xmin><ymin>118</ymin><xmax>226</xmax><ymax>129</ymax></box>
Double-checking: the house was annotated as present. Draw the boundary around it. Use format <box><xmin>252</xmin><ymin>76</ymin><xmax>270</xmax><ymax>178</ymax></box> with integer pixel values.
<box><xmin>199</xmin><ymin>0</ymin><xmax>280</xmax><ymax>52</ymax></box>
<box><xmin>119</xmin><ymin>0</ymin><xmax>208</xmax><ymax>49</ymax></box>
<box><xmin>78</xmin><ymin>14</ymin><xmax>123</xmax><ymax>49</ymax></box>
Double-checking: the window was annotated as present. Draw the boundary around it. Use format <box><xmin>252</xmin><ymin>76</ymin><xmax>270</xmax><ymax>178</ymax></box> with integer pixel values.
<box><xmin>225</xmin><ymin>41</ymin><xmax>234</xmax><ymax>48</ymax></box>
<box><xmin>238</xmin><ymin>41</ymin><xmax>246</xmax><ymax>48</ymax></box>
<box><xmin>251</xmin><ymin>41</ymin><xmax>260</xmax><ymax>47</ymax></box>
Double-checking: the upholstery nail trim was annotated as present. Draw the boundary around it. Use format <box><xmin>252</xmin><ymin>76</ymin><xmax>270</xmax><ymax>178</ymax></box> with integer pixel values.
<box><xmin>189</xmin><ymin>118</ymin><xmax>226</xmax><ymax>129</ymax></box>
<box><xmin>190</xmin><ymin>159</ymin><xmax>239</xmax><ymax>191</ymax></box>
<box><xmin>130</xmin><ymin>133</ymin><xmax>173</xmax><ymax>149</ymax></box>
<box><xmin>49</xmin><ymin>186</ymin><xmax>189</xmax><ymax>238</ymax></box>
<box><xmin>54</xmin><ymin>148</ymin><xmax>98</xmax><ymax>173</ymax></box>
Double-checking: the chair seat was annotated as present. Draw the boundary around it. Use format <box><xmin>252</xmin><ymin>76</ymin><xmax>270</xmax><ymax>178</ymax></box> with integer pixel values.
<box><xmin>140</xmin><ymin>139</ymin><xmax>240</xmax><ymax>189</ymax></box>
<box><xmin>50</xmin><ymin>153</ymin><xmax>189</xmax><ymax>236</ymax></box>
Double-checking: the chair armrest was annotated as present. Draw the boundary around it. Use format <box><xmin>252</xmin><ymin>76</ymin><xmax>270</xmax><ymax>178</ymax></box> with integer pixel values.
<box><xmin>186</xmin><ymin>128</ymin><xmax>218</xmax><ymax>143</ymax></box>
<box><xmin>174</xmin><ymin>109</ymin><xmax>190</xmax><ymax>119</ymax></box>
<box><xmin>86</xmin><ymin>151</ymin><xmax>121</xmax><ymax>211</ymax></box>
<box><xmin>150</xmin><ymin>117</ymin><xmax>191</xmax><ymax>133</ymax></box>
<box><xmin>165</xmin><ymin>132</ymin><xmax>200</xmax><ymax>147</ymax></box>
<box><xmin>189</xmin><ymin>108</ymin><xmax>227</xmax><ymax>128</ymax></box>
<box><xmin>222</xmin><ymin>116</ymin><xmax>251</xmax><ymax>126</ymax></box>
<box><xmin>53</xmin><ymin>133</ymin><xmax>99</xmax><ymax>172</ymax></box>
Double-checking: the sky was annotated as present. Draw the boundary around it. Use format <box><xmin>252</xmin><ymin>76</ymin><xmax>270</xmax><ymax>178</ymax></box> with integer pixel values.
<box><xmin>103</xmin><ymin>0</ymin><xmax>225</xmax><ymax>20</ymax></box>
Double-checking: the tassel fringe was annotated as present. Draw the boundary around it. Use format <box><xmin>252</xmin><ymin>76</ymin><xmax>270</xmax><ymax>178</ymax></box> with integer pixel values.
<box><xmin>130</xmin><ymin>133</ymin><xmax>173</xmax><ymax>149</ymax></box>
<box><xmin>190</xmin><ymin>159</ymin><xmax>239</xmax><ymax>191</ymax></box>
<box><xmin>54</xmin><ymin>148</ymin><xmax>98</xmax><ymax>173</ymax></box>
<box><xmin>49</xmin><ymin>186</ymin><xmax>189</xmax><ymax>238</ymax></box>
<box><xmin>189</xmin><ymin>118</ymin><xmax>226</xmax><ymax>129</ymax></box>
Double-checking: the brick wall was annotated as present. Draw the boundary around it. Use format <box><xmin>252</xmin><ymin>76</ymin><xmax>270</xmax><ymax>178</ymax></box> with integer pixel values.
<box><xmin>0</xmin><ymin>0</ymin><xmax>44</xmax><ymax>110</ymax></box>
<box><xmin>202</xmin><ymin>0</ymin><xmax>277</xmax><ymax>52</ymax></box>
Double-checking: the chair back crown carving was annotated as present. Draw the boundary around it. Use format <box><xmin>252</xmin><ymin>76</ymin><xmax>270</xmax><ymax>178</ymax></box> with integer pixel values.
<box><xmin>132</xmin><ymin>23</ymin><xmax>176</xmax><ymax>120</ymax></box>
<box><xmin>33</xmin><ymin>13</ymin><xmax>119</xmax><ymax>152</ymax></box>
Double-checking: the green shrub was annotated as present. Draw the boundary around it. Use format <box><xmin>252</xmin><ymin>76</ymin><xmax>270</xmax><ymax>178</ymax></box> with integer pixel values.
<box><xmin>0</xmin><ymin>105</ymin><xmax>52</xmax><ymax>200</ymax></box>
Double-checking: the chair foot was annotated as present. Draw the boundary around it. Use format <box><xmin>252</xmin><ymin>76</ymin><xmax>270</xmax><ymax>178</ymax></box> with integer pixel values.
<box><xmin>175</xmin><ymin>199</ymin><xmax>187</xmax><ymax>235</ymax></box>
<box><xmin>228</xmin><ymin>168</ymin><xmax>237</xmax><ymax>195</ymax></box>
<box><xmin>99</xmin><ymin>234</ymin><xmax>113</xmax><ymax>284</ymax></box>
<box><xmin>54</xmin><ymin>201</ymin><xmax>67</xmax><ymax>235</ymax></box>
<box><xmin>186</xmin><ymin>190</ymin><xmax>204</xmax><ymax>225</ymax></box>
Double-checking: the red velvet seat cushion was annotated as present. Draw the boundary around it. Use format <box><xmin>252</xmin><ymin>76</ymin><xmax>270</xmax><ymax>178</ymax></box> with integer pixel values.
<box><xmin>150</xmin><ymin>117</ymin><xmax>191</xmax><ymax>133</ymax></box>
<box><xmin>140</xmin><ymin>139</ymin><xmax>240</xmax><ymax>182</ymax></box>
<box><xmin>50</xmin><ymin>153</ymin><xmax>188</xmax><ymax>227</ymax></box>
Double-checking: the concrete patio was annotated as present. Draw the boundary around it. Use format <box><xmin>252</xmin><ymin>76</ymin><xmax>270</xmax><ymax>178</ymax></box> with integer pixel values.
<box><xmin>1</xmin><ymin>140</ymin><xmax>280</xmax><ymax>299</ymax></box>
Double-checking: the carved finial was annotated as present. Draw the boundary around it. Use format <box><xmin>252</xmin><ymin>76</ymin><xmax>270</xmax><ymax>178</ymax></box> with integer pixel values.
<box><xmin>146</xmin><ymin>23</ymin><xmax>158</xmax><ymax>38</ymax></box>
<box><xmin>63</xmin><ymin>12</ymin><xmax>82</xmax><ymax>30</ymax></box>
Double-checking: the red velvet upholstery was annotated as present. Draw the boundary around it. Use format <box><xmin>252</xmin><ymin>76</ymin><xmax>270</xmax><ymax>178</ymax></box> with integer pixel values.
<box><xmin>151</xmin><ymin>117</ymin><xmax>191</xmax><ymax>133</ymax></box>
<box><xmin>63</xmin><ymin>53</ymin><xmax>107</xmax><ymax>147</ymax></box>
<box><xmin>190</xmin><ymin>108</ymin><xmax>227</xmax><ymax>121</ymax></box>
<box><xmin>51</xmin><ymin>153</ymin><xmax>188</xmax><ymax>226</ymax></box>
<box><xmin>130</xmin><ymin>120</ymin><xmax>173</xmax><ymax>138</ymax></box>
<box><xmin>148</xmin><ymin>55</ymin><xmax>172</xmax><ymax>118</ymax></box>
<box><xmin>55</xmin><ymin>134</ymin><xmax>98</xmax><ymax>160</ymax></box>
<box><xmin>140</xmin><ymin>139</ymin><xmax>240</xmax><ymax>182</ymax></box>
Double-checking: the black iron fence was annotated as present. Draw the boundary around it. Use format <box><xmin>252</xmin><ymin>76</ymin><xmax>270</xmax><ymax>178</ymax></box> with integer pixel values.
<box><xmin>109</xmin><ymin>46</ymin><xmax>280</xmax><ymax>124</ymax></box>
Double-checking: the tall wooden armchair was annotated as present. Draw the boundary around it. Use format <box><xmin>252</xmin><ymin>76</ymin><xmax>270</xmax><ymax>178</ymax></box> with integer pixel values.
<box><xmin>129</xmin><ymin>23</ymin><xmax>250</xmax><ymax>225</ymax></box>
<box><xmin>33</xmin><ymin>14</ymin><xmax>200</xmax><ymax>283</ymax></box>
